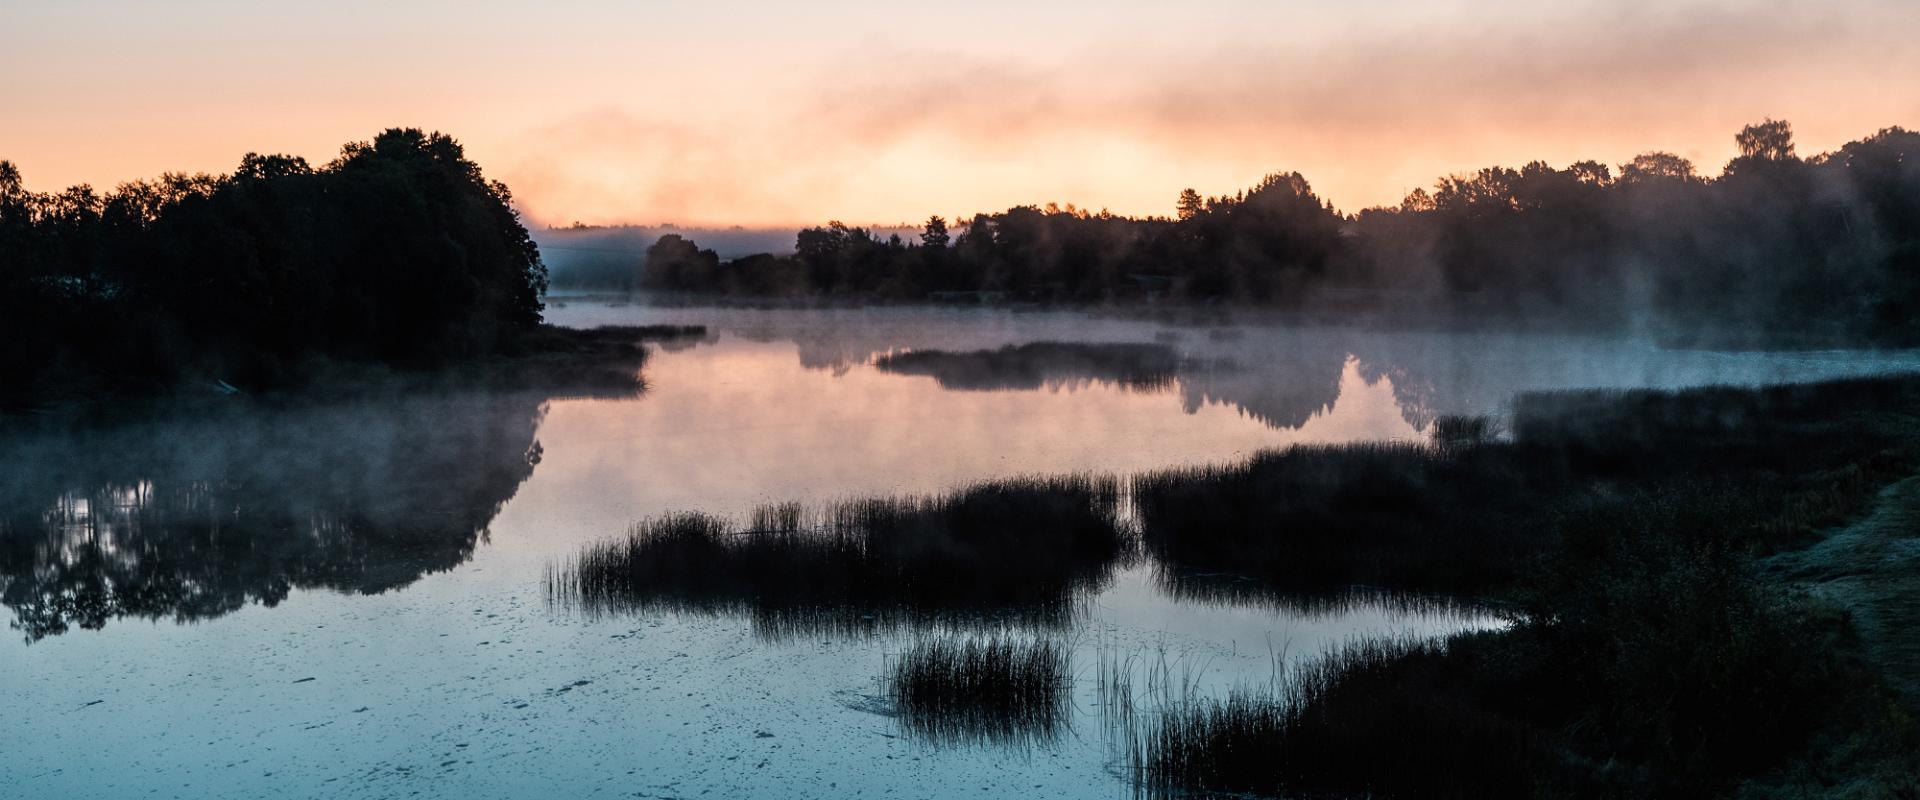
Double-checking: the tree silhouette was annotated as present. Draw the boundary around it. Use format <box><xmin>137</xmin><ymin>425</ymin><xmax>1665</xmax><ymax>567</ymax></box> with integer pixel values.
<box><xmin>1176</xmin><ymin>188</ymin><xmax>1205</xmax><ymax>221</ymax></box>
<box><xmin>0</xmin><ymin>129</ymin><xmax>552</xmax><ymax>405</ymax></box>
<box><xmin>1619</xmin><ymin>152</ymin><xmax>1699</xmax><ymax>184</ymax></box>
<box><xmin>1736</xmin><ymin>118</ymin><xmax>1797</xmax><ymax>161</ymax></box>
<box><xmin>920</xmin><ymin>215</ymin><xmax>950</xmax><ymax>248</ymax></box>
<box><xmin>642</xmin><ymin>233</ymin><xmax>720</xmax><ymax>290</ymax></box>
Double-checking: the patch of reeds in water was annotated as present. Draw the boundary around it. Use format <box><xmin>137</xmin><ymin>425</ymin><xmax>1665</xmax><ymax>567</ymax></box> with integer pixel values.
<box><xmin>1131</xmin><ymin>442</ymin><xmax>1543</xmax><ymax>596</ymax></box>
<box><xmin>887</xmin><ymin>635</ymin><xmax>1070</xmax><ymax>747</ymax></box>
<box><xmin>1128</xmin><ymin>634</ymin><xmax>1544</xmax><ymax>800</ymax></box>
<box><xmin>1430</xmin><ymin>413</ymin><xmax>1500</xmax><ymax>449</ymax></box>
<box><xmin>547</xmin><ymin>475</ymin><xmax>1130</xmax><ymax>639</ymax></box>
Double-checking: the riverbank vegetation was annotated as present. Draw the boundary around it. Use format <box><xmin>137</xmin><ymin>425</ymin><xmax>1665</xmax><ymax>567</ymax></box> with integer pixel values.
<box><xmin>612</xmin><ymin>121</ymin><xmax>1920</xmax><ymax>348</ymax></box>
<box><xmin>0</xmin><ymin>129</ymin><xmax>581</xmax><ymax>410</ymax></box>
<box><xmin>547</xmin><ymin>476</ymin><xmax>1128</xmax><ymax>639</ymax></box>
<box><xmin>555</xmin><ymin>372</ymin><xmax>1920</xmax><ymax>795</ymax></box>
<box><xmin>1125</xmin><ymin>374</ymin><xmax>1920</xmax><ymax>798</ymax></box>
<box><xmin>1135</xmin><ymin>375</ymin><xmax>1917</xmax><ymax>602</ymax></box>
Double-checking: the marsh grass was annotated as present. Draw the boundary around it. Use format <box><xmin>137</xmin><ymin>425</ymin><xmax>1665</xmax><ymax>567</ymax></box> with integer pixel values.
<box><xmin>543</xmin><ymin>373</ymin><xmax>1920</xmax><ymax>796</ymax></box>
<box><xmin>1133</xmin><ymin>374</ymin><xmax>1920</xmax><ymax>601</ymax></box>
<box><xmin>887</xmin><ymin>635</ymin><xmax>1070</xmax><ymax>746</ymax></box>
<box><xmin>1119</xmin><ymin>481</ymin><xmax>1889</xmax><ymax>799</ymax></box>
<box><xmin>1133</xmin><ymin>442</ymin><xmax>1542</xmax><ymax>596</ymax></box>
<box><xmin>548</xmin><ymin>475</ymin><xmax>1130</xmax><ymax>638</ymax></box>
<box><xmin>1430</xmin><ymin>413</ymin><xmax>1500</xmax><ymax>449</ymax></box>
<box><xmin>1116</xmin><ymin>374</ymin><xmax>1920</xmax><ymax>797</ymax></box>
<box><xmin>1129</xmin><ymin>634</ymin><xmax>1550</xmax><ymax>800</ymax></box>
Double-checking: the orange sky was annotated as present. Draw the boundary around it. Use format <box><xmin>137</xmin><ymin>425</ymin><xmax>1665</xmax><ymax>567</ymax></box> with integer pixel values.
<box><xmin>4</xmin><ymin>0</ymin><xmax>1918</xmax><ymax>227</ymax></box>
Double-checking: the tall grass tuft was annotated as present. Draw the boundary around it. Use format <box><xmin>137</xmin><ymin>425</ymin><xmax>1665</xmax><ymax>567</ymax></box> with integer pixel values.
<box><xmin>548</xmin><ymin>475</ymin><xmax>1130</xmax><ymax>638</ymax></box>
<box><xmin>887</xmin><ymin>635</ymin><xmax>1070</xmax><ymax>746</ymax></box>
<box><xmin>1133</xmin><ymin>635</ymin><xmax>1548</xmax><ymax>799</ymax></box>
<box><xmin>1133</xmin><ymin>442</ymin><xmax>1544</xmax><ymax>596</ymax></box>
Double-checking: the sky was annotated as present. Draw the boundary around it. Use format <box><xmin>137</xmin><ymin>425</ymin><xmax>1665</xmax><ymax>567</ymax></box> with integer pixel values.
<box><xmin>3</xmin><ymin>0</ymin><xmax>1918</xmax><ymax>228</ymax></box>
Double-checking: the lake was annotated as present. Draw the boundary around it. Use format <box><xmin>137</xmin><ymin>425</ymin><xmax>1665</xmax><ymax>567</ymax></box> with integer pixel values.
<box><xmin>5</xmin><ymin>302</ymin><xmax>1917</xmax><ymax>799</ymax></box>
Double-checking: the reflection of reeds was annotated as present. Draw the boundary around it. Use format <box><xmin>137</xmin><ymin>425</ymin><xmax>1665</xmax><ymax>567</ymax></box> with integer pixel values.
<box><xmin>1430</xmin><ymin>414</ymin><xmax>1499</xmax><ymax>449</ymax></box>
<box><xmin>1149</xmin><ymin>565</ymin><xmax>1498</xmax><ymax>621</ymax></box>
<box><xmin>887</xmin><ymin>636</ymin><xmax>1069</xmax><ymax>747</ymax></box>
<box><xmin>1095</xmin><ymin>638</ymin><xmax>1248</xmax><ymax>770</ymax></box>
<box><xmin>547</xmin><ymin>476</ymin><xmax>1129</xmax><ymax>639</ymax></box>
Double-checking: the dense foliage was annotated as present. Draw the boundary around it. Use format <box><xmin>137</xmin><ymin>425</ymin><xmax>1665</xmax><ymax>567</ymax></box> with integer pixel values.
<box><xmin>1126</xmin><ymin>374</ymin><xmax>1920</xmax><ymax>798</ymax></box>
<box><xmin>632</xmin><ymin>121</ymin><xmax>1920</xmax><ymax>346</ymax></box>
<box><xmin>0</xmin><ymin>129</ymin><xmax>548</xmax><ymax>404</ymax></box>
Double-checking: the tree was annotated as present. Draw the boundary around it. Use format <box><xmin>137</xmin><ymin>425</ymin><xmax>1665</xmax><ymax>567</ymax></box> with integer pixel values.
<box><xmin>0</xmin><ymin>160</ymin><xmax>22</xmax><ymax>202</ymax></box>
<box><xmin>643</xmin><ymin>233</ymin><xmax>719</xmax><ymax>290</ymax></box>
<box><xmin>1736</xmin><ymin>118</ymin><xmax>1796</xmax><ymax>161</ymax></box>
<box><xmin>920</xmin><ymin>215</ymin><xmax>950</xmax><ymax>248</ymax></box>
<box><xmin>1569</xmin><ymin>160</ymin><xmax>1612</xmax><ymax>186</ymax></box>
<box><xmin>1176</xmin><ymin>188</ymin><xmax>1205</xmax><ymax>221</ymax></box>
<box><xmin>796</xmin><ymin>221</ymin><xmax>853</xmax><ymax>264</ymax></box>
<box><xmin>1619</xmin><ymin>152</ymin><xmax>1698</xmax><ymax>184</ymax></box>
<box><xmin>235</xmin><ymin>153</ymin><xmax>313</xmax><ymax>181</ymax></box>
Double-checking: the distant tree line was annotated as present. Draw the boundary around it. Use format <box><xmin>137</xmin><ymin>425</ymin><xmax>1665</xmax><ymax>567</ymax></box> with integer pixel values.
<box><xmin>0</xmin><ymin>129</ymin><xmax>549</xmax><ymax>403</ymax></box>
<box><xmin>631</xmin><ymin>121</ymin><xmax>1920</xmax><ymax>346</ymax></box>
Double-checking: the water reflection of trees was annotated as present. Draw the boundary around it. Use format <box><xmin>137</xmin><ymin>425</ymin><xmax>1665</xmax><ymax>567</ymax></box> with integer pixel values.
<box><xmin>0</xmin><ymin>390</ymin><xmax>566</xmax><ymax>642</ymax></box>
<box><xmin>874</xmin><ymin>343</ymin><xmax>1183</xmax><ymax>392</ymax></box>
<box><xmin>870</xmin><ymin>339</ymin><xmax>1351</xmax><ymax>431</ymax></box>
<box><xmin>1174</xmin><ymin>349</ymin><xmax>1346</xmax><ymax>431</ymax></box>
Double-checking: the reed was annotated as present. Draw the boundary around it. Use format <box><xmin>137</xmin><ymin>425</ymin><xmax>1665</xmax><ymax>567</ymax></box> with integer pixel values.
<box><xmin>548</xmin><ymin>475</ymin><xmax>1130</xmax><ymax>638</ymax></box>
<box><xmin>887</xmin><ymin>635</ymin><xmax>1070</xmax><ymax>746</ymax></box>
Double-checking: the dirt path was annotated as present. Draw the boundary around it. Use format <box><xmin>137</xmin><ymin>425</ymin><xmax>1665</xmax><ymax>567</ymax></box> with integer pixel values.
<box><xmin>1769</xmin><ymin>475</ymin><xmax>1920</xmax><ymax>703</ymax></box>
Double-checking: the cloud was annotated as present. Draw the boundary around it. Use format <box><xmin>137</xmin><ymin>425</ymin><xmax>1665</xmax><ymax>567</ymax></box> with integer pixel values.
<box><xmin>495</xmin><ymin>0</ymin><xmax>1920</xmax><ymax>226</ymax></box>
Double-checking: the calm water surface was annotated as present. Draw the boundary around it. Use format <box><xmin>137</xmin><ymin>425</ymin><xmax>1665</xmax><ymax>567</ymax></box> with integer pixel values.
<box><xmin>5</xmin><ymin>303</ymin><xmax>1917</xmax><ymax>798</ymax></box>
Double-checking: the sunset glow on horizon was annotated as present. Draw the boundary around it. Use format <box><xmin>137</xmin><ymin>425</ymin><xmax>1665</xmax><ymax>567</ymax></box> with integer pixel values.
<box><xmin>5</xmin><ymin>0</ymin><xmax>1918</xmax><ymax>228</ymax></box>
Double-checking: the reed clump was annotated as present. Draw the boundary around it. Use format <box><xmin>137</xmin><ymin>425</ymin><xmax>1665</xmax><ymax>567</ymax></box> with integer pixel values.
<box><xmin>887</xmin><ymin>635</ymin><xmax>1070</xmax><ymax>746</ymax></box>
<box><xmin>548</xmin><ymin>475</ymin><xmax>1129</xmax><ymax>637</ymax></box>
<box><xmin>1134</xmin><ymin>375</ymin><xmax>1920</xmax><ymax>601</ymax></box>
<box><xmin>1136</xmin><ymin>635</ymin><xmax>1547</xmax><ymax>800</ymax></box>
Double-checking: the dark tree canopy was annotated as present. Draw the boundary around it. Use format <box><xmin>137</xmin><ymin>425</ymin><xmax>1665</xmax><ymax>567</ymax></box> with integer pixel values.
<box><xmin>623</xmin><ymin>121</ymin><xmax>1920</xmax><ymax>348</ymax></box>
<box><xmin>0</xmin><ymin>129</ymin><xmax>548</xmax><ymax>404</ymax></box>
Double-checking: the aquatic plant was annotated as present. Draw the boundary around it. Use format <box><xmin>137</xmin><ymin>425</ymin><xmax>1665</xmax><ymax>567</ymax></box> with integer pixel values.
<box><xmin>549</xmin><ymin>475</ymin><xmax>1130</xmax><ymax>638</ymax></box>
<box><xmin>1135</xmin><ymin>373</ymin><xmax>1920</xmax><ymax>601</ymax></box>
<box><xmin>1429</xmin><ymin>413</ymin><xmax>1499</xmax><ymax>449</ymax></box>
<box><xmin>887</xmin><ymin>635</ymin><xmax>1070</xmax><ymax>746</ymax></box>
<box><xmin>1133</xmin><ymin>442</ymin><xmax>1545</xmax><ymax>596</ymax></box>
<box><xmin>1118</xmin><ymin>374</ymin><xmax>1920</xmax><ymax>797</ymax></box>
<box><xmin>1131</xmin><ymin>634</ymin><xmax>1547</xmax><ymax>800</ymax></box>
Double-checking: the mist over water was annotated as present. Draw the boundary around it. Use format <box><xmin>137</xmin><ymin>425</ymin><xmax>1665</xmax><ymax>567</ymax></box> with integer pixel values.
<box><xmin>4</xmin><ymin>301</ymin><xmax>1917</xmax><ymax>798</ymax></box>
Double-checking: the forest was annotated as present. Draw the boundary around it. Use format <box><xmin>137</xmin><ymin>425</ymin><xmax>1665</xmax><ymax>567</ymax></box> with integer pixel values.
<box><xmin>7</xmin><ymin>120</ymin><xmax>1917</xmax><ymax>408</ymax></box>
<box><xmin>622</xmin><ymin>121</ymin><xmax>1920</xmax><ymax>347</ymax></box>
<box><xmin>0</xmin><ymin>129</ymin><xmax>549</xmax><ymax>407</ymax></box>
